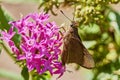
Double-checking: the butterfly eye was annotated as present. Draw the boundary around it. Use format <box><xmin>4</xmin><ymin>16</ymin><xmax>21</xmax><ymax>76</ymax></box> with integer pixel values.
<box><xmin>70</xmin><ymin>24</ymin><xmax>74</xmax><ymax>27</ymax></box>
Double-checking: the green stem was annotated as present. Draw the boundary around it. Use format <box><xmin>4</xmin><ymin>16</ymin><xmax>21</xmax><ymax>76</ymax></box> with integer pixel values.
<box><xmin>1</xmin><ymin>42</ymin><xmax>16</xmax><ymax>61</ymax></box>
<box><xmin>29</xmin><ymin>72</ymin><xmax>33</xmax><ymax>80</ymax></box>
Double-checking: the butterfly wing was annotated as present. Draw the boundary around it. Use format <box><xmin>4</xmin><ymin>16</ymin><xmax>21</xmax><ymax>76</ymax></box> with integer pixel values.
<box><xmin>62</xmin><ymin>29</ymin><xmax>84</xmax><ymax>65</ymax></box>
<box><xmin>80</xmin><ymin>43</ymin><xmax>95</xmax><ymax>69</ymax></box>
<box><xmin>62</xmin><ymin>28</ymin><xmax>95</xmax><ymax>69</ymax></box>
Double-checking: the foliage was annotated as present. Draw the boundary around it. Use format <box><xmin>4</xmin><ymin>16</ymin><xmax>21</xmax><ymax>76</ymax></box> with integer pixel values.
<box><xmin>0</xmin><ymin>0</ymin><xmax>120</xmax><ymax>80</ymax></box>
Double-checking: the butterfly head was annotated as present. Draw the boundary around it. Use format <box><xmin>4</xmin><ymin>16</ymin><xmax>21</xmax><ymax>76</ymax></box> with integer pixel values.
<box><xmin>71</xmin><ymin>21</ymin><xmax>79</xmax><ymax>28</ymax></box>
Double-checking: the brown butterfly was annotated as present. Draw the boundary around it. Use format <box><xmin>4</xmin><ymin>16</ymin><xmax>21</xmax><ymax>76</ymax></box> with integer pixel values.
<box><xmin>61</xmin><ymin>10</ymin><xmax>95</xmax><ymax>69</ymax></box>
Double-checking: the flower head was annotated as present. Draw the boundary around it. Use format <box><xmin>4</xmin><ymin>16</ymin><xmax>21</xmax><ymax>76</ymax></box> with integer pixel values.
<box><xmin>0</xmin><ymin>12</ymin><xmax>65</xmax><ymax>77</ymax></box>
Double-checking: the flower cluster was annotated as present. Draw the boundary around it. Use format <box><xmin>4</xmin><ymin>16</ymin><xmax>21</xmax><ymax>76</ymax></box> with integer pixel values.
<box><xmin>0</xmin><ymin>12</ymin><xmax>65</xmax><ymax>77</ymax></box>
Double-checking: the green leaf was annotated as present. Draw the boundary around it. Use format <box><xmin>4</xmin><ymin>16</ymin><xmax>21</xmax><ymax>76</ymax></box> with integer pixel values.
<box><xmin>0</xmin><ymin>6</ymin><xmax>11</xmax><ymax>31</ymax></box>
<box><xmin>21</xmin><ymin>66</ymin><xmax>29</xmax><ymax>80</ymax></box>
<box><xmin>83</xmin><ymin>40</ymin><xmax>97</xmax><ymax>49</ymax></box>
<box><xmin>114</xmin><ymin>31</ymin><xmax>120</xmax><ymax>47</ymax></box>
<box><xmin>31</xmin><ymin>72</ymin><xmax>51</xmax><ymax>80</ymax></box>
<box><xmin>0</xmin><ymin>6</ymin><xmax>21</xmax><ymax>49</ymax></box>
<box><xmin>0</xmin><ymin>46</ymin><xmax>2</xmax><ymax>54</ymax></box>
<box><xmin>12</xmin><ymin>33</ymin><xmax>21</xmax><ymax>48</ymax></box>
<box><xmin>114</xmin><ymin>12</ymin><xmax>120</xmax><ymax>30</ymax></box>
<box><xmin>109</xmin><ymin>9</ymin><xmax>120</xmax><ymax>31</ymax></box>
<box><xmin>0</xmin><ymin>40</ymin><xmax>2</xmax><ymax>54</ymax></box>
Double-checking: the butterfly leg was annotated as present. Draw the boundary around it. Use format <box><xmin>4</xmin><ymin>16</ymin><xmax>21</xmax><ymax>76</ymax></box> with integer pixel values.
<box><xmin>59</xmin><ymin>26</ymin><xmax>66</xmax><ymax>37</ymax></box>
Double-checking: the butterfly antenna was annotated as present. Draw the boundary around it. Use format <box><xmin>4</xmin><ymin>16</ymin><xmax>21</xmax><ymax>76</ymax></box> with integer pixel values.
<box><xmin>73</xmin><ymin>5</ymin><xmax>76</xmax><ymax>21</ymax></box>
<box><xmin>60</xmin><ymin>10</ymin><xmax>72</xmax><ymax>22</ymax></box>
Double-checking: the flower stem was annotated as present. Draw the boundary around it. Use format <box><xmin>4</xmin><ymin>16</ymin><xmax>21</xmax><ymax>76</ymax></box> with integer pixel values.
<box><xmin>29</xmin><ymin>72</ymin><xmax>33</xmax><ymax>80</ymax></box>
<box><xmin>1</xmin><ymin>42</ymin><xmax>16</xmax><ymax>61</ymax></box>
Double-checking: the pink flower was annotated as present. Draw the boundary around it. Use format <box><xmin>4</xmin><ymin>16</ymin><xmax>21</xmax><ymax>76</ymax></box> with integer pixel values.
<box><xmin>0</xmin><ymin>12</ymin><xmax>65</xmax><ymax>77</ymax></box>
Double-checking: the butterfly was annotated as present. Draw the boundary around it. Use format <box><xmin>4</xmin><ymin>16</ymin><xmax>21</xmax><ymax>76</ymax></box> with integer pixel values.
<box><xmin>60</xmin><ymin>10</ymin><xmax>95</xmax><ymax>69</ymax></box>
